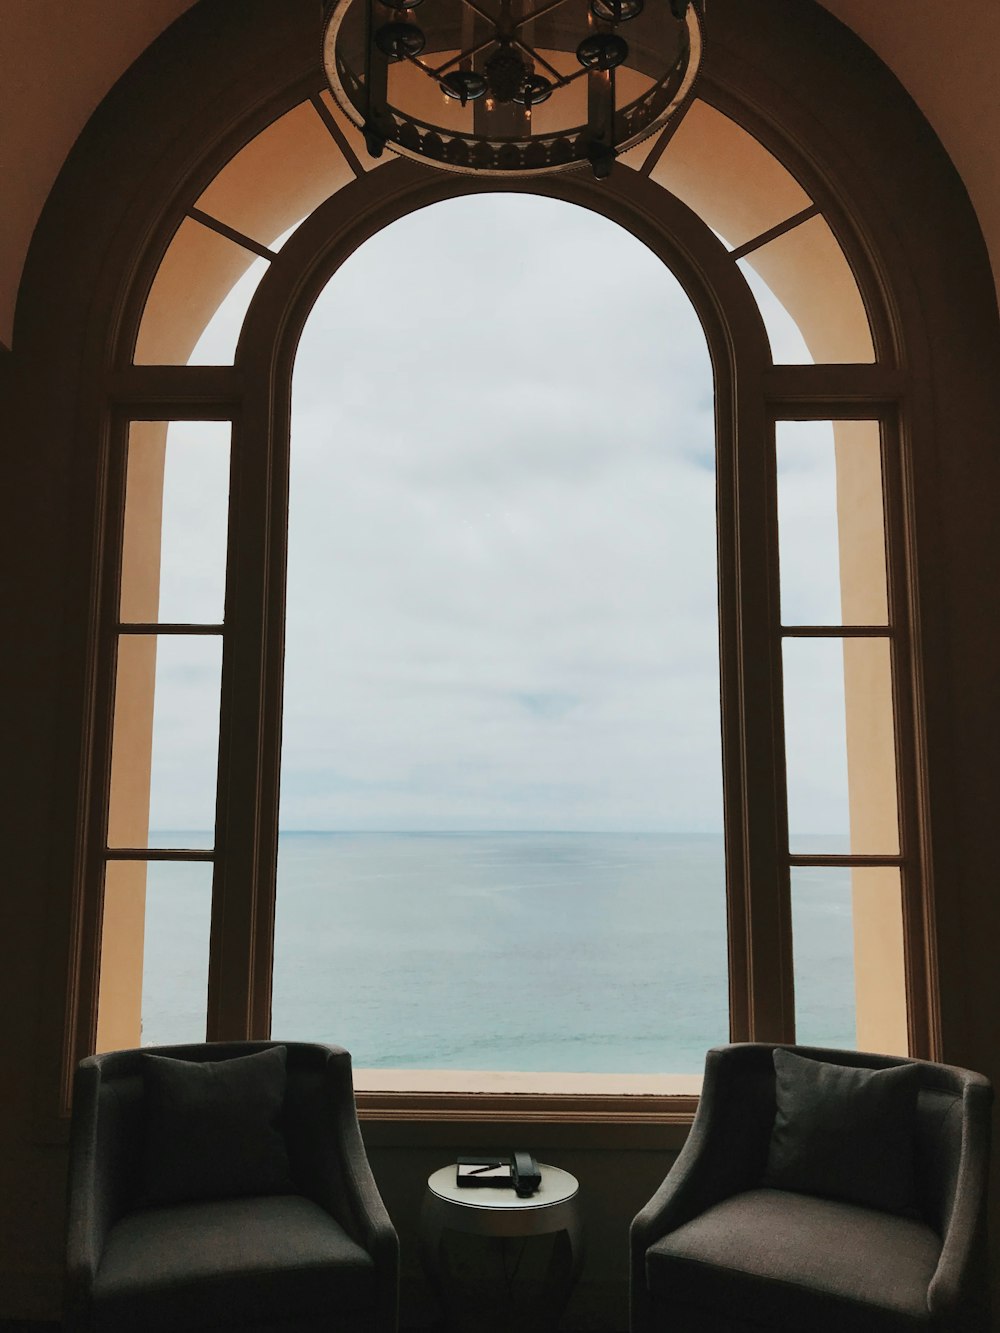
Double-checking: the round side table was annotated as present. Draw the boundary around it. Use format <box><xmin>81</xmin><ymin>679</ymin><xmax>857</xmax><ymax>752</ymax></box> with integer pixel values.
<box><xmin>420</xmin><ymin>1163</ymin><xmax>583</xmax><ymax>1332</ymax></box>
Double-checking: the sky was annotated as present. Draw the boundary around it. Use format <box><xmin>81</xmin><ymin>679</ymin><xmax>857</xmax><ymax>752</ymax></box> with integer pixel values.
<box><xmin>138</xmin><ymin>192</ymin><xmax>858</xmax><ymax>836</ymax></box>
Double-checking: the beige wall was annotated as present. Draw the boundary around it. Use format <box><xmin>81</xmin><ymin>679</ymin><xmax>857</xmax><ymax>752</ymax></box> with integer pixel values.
<box><xmin>819</xmin><ymin>0</ymin><xmax>1000</xmax><ymax>296</ymax></box>
<box><xmin>0</xmin><ymin>0</ymin><xmax>196</xmax><ymax>351</ymax></box>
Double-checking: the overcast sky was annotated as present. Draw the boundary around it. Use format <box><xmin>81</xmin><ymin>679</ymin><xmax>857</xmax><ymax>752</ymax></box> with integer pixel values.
<box><xmin>142</xmin><ymin>192</ymin><xmax>853</xmax><ymax>836</ymax></box>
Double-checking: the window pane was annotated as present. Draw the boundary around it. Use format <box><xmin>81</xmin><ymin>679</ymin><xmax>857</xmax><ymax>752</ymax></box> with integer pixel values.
<box><xmin>777</xmin><ymin>421</ymin><xmax>887</xmax><ymax>626</ymax></box>
<box><xmin>739</xmin><ymin>213</ymin><xmax>875</xmax><ymax>363</ymax></box>
<box><xmin>850</xmin><ymin>866</ymin><xmax>907</xmax><ymax>1055</ymax></box>
<box><xmin>141</xmin><ymin>861</ymin><xmax>213</xmax><ymax>1046</ymax></box>
<box><xmin>737</xmin><ymin>263</ymin><xmax>812</xmax><ymax>364</ymax></box>
<box><xmin>792</xmin><ymin>866</ymin><xmax>907</xmax><ymax>1056</ymax></box>
<box><xmin>272</xmin><ymin>194</ymin><xmax>727</xmax><ymax>1078</ymax></box>
<box><xmin>652</xmin><ymin>100</ymin><xmax>812</xmax><ymax>252</ymax></box>
<box><xmin>108</xmin><ymin>636</ymin><xmax>223</xmax><ymax>848</ymax></box>
<box><xmin>777</xmin><ymin>422</ymin><xmax>841</xmax><ymax>624</ymax></box>
<box><xmin>121</xmin><ymin>421</ymin><xmax>230</xmax><ymax>625</ymax></box>
<box><xmin>97</xmin><ymin>860</ymin><xmax>213</xmax><ymax>1050</ymax></box>
<box><xmin>783</xmin><ymin>638</ymin><xmax>898</xmax><ymax>855</ymax></box>
<box><xmin>791</xmin><ymin>866</ymin><xmax>856</xmax><ymax>1049</ymax></box>
<box><xmin>783</xmin><ymin>640</ymin><xmax>850</xmax><ymax>850</ymax></box>
<box><xmin>134</xmin><ymin>216</ymin><xmax>268</xmax><ymax>365</ymax></box>
<box><xmin>195</xmin><ymin>101</ymin><xmax>354</xmax><ymax>251</ymax></box>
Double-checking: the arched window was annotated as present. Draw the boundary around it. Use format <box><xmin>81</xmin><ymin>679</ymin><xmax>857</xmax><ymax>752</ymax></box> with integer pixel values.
<box><xmin>90</xmin><ymin>67</ymin><xmax>921</xmax><ymax>1110</ymax></box>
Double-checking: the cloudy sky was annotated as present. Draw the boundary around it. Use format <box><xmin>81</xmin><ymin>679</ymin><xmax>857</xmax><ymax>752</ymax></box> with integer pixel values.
<box><xmin>142</xmin><ymin>192</ymin><xmax>853</xmax><ymax>836</ymax></box>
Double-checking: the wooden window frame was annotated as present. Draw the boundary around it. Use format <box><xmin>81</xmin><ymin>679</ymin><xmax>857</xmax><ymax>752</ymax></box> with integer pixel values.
<box><xmin>78</xmin><ymin>153</ymin><xmax>928</xmax><ymax>1127</ymax></box>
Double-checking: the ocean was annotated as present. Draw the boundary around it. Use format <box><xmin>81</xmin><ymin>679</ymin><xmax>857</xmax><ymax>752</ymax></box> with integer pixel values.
<box><xmin>141</xmin><ymin>832</ymin><xmax>857</xmax><ymax>1071</ymax></box>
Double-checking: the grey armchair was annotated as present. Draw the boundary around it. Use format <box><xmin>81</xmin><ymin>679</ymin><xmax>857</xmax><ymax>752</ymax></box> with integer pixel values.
<box><xmin>631</xmin><ymin>1044</ymin><xmax>992</xmax><ymax>1333</ymax></box>
<box><xmin>65</xmin><ymin>1040</ymin><xmax>398</xmax><ymax>1333</ymax></box>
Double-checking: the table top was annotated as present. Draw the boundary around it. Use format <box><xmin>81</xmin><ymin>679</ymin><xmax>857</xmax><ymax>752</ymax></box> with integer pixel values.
<box><xmin>427</xmin><ymin>1162</ymin><xmax>579</xmax><ymax>1211</ymax></box>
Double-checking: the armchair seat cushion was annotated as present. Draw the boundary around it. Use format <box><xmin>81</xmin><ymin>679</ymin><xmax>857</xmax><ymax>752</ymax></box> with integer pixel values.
<box><xmin>92</xmin><ymin>1193</ymin><xmax>375</xmax><ymax>1333</ymax></box>
<box><xmin>646</xmin><ymin>1188</ymin><xmax>941</xmax><ymax>1333</ymax></box>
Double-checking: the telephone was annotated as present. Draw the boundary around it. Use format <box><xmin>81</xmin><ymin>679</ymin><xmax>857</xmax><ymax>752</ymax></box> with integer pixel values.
<box><xmin>512</xmin><ymin>1150</ymin><xmax>541</xmax><ymax>1197</ymax></box>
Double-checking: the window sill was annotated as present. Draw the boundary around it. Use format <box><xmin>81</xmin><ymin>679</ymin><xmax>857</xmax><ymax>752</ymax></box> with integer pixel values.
<box><xmin>355</xmin><ymin>1070</ymin><xmax>700</xmax><ymax>1147</ymax></box>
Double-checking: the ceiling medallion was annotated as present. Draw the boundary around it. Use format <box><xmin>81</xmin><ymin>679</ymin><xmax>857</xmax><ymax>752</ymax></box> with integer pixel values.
<box><xmin>322</xmin><ymin>0</ymin><xmax>704</xmax><ymax>179</ymax></box>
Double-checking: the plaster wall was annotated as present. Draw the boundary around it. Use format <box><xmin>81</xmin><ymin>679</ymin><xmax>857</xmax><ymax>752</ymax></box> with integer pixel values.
<box><xmin>0</xmin><ymin>0</ymin><xmax>197</xmax><ymax>351</ymax></box>
<box><xmin>819</xmin><ymin>0</ymin><xmax>1000</xmax><ymax>296</ymax></box>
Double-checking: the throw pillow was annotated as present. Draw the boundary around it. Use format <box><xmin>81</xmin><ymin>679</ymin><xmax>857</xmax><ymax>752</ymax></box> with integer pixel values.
<box><xmin>763</xmin><ymin>1047</ymin><xmax>920</xmax><ymax>1215</ymax></box>
<box><xmin>142</xmin><ymin>1045</ymin><xmax>292</xmax><ymax>1206</ymax></box>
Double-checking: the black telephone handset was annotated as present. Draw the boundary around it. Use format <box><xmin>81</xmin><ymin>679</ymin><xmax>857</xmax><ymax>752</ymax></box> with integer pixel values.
<box><xmin>512</xmin><ymin>1150</ymin><xmax>541</xmax><ymax>1197</ymax></box>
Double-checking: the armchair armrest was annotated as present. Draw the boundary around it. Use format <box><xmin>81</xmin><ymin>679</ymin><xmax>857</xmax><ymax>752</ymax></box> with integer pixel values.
<box><xmin>927</xmin><ymin>1078</ymin><xmax>993</xmax><ymax>1332</ymax></box>
<box><xmin>291</xmin><ymin>1047</ymin><xmax>399</xmax><ymax>1333</ymax></box>
<box><xmin>334</xmin><ymin>1086</ymin><xmax>399</xmax><ymax>1333</ymax></box>
<box><xmin>630</xmin><ymin>1045</ymin><xmax>776</xmax><ymax>1333</ymax></box>
<box><xmin>64</xmin><ymin>1062</ymin><xmax>110</xmax><ymax>1332</ymax></box>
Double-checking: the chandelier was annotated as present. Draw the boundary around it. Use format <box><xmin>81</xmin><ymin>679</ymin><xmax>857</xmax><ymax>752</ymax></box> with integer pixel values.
<box><xmin>322</xmin><ymin>0</ymin><xmax>703</xmax><ymax>179</ymax></box>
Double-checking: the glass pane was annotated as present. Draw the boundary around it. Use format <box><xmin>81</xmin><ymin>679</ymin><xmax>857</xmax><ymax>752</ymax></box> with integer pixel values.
<box><xmin>195</xmin><ymin>101</ymin><xmax>354</xmax><ymax>251</ymax></box>
<box><xmin>777</xmin><ymin>421</ymin><xmax>841</xmax><ymax>623</ymax></box>
<box><xmin>121</xmin><ymin>421</ymin><xmax>230</xmax><ymax>625</ymax></box>
<box><xmin>108</xmin><ymin>636</ymin><xmax>223</xmax><ymax>848</ymax></box>
<box><xmin>740</xmin><ymin>213</ymin><xmax>875</xmax><ymax>363</ymax></box>
<box><xmin>141</xmin><ymin>858</ymin><xmax>213</xmax><ymax>1045</ymax></box>
<box><xmin>784</xmin><ymin>638</ymin><xmax>898</xmax><ymax>855</ymax></box>
<box><xmin>134</xmin><ymin>216</ymin><xmax>268</xmax><ymax>365</ymax></box>
<box><xmin>792</xmin><ymin>866</ymin><xmax>907</xmax><ymax>1055</ymax></box>
<box><xmin>849</xmin><ymin>867</ymin><xmax>907</xmax><ymax>1055</ymax></box>
<box><xmin>792</xmin><ymin>865</ymin><xmax>856</xmax><ymax>1050</ymax></box>
<box><xmin>142</xmin><ymin>861</ymin><xmax>213</xmax><ymax>1046</ymax></box>
<box><xmin>272</xmin><ymin>194</ymin><xmax>728</xmax><ymax>1078</ymax></box>
<box><xmin>97</xmin><ymin>860</ymin><xmax>213</xmax><ymax>1051</ymax></box>
<box><xmin>652</xmin><ymin>100</ymin><xmax>811</xmax><ymax>252</ymax></box>
<box><xmin>777</xmin><ymin>421</ymin><xmax>888</xmax><ymax>626</ymax></box>
<box><xmin>736</xmin><ymin>262</ymin><xmax>812</xmax><ymax>364</ymax></box>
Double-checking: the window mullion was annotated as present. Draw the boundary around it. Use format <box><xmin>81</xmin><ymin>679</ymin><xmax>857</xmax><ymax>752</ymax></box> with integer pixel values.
<box><xmin>726</xmin><ymin>396</ymin><xmax>795</xmax><ymax>1044</ymax></box>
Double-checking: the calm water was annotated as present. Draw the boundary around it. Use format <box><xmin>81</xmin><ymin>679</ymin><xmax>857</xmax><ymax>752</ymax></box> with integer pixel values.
<box><xmin>142</xmin><ymin>833</ymin><xmax>856</xmax><ymax>1071</ymax></box>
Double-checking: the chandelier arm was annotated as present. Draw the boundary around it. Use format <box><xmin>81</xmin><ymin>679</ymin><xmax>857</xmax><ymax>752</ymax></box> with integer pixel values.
<box><xmin>511</xmin><ymin>0</ymin><xmax>576</xmax><ymax>33</ymax></box>
<box><xmin>554</xmin><ymin>62</ymin><xmax>592</xmax><ymax>88</ymax></box>
<box><xmin>511</xmin><ymin>39</ymin><xmax>570</xmax><ymax>87</ymax></box>
<box><xmin>456</xmin><ymin>0</ymin><xmax>503</xmax><ymax>32</ymax></box>
<box><xmin>432</xmin><ymin>37</ymin><xmax>499</xmax><ymax>77</ymax></box>
<box><xmin>405</xmin><ymin>51</ymin><xmax>461</xmax><ymax>83</ymax></box>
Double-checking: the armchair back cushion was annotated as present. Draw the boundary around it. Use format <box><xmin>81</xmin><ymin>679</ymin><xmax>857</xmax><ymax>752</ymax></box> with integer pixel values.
<box><xmin>142</xmin><ymin>1045</ymin><xmax>292</xmax><ymax>1205</ymax></box>
<box><xmin>763</xmin><ymin>1047</ymin><xmax>920</xmax><ymax>1214</ymax></box>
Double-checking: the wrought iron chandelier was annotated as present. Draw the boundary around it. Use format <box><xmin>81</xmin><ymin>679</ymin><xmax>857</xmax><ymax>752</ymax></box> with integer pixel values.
<box><xmin>322</xmin><ymin>0</ymin><xmax>704</xmax><ymax>179</ymax></box>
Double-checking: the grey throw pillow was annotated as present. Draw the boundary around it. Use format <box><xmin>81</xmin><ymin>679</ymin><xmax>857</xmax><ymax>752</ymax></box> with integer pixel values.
<box><xmin>763</xmin><ymin>1048</ymin><xmax>920</xmax><ymax>1215</ymax></box>
<box><xmin>142</xmin><ymin>1045</ymin><xmax>292</xmax><ymax>1206</ymax></box>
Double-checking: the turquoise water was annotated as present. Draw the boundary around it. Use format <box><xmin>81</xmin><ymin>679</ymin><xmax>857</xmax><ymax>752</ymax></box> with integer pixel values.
<box><xmin>141</xmin><ymin>832</ymin><xmax>856</xmax><ymax>1071</ymax></box>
